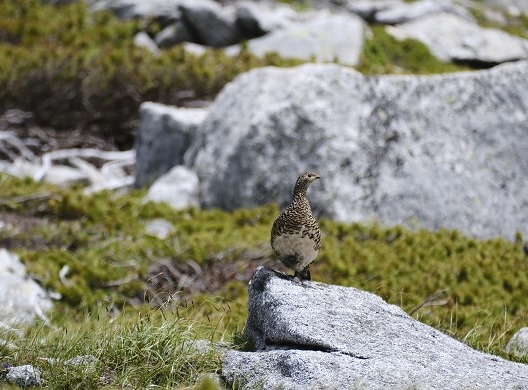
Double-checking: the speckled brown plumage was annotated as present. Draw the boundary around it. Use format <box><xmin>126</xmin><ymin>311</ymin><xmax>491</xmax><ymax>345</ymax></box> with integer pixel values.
<box><xmin>271</xmin><ymin>172</ymin><xmax>321</xmax><ymax>281</ymax></box>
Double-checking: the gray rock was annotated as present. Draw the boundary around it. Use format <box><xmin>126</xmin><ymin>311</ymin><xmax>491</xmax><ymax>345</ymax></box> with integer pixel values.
<box><xmin>6</xmin><ymin>365</ymin><xmax>42</xmax><ymax>387</ymax></box>
<box><xmin>133</xmin><ymin>32</ymin><xmax>160</xmax><ymax>57</ymax></box>
<box><xmin>144</xmin><ymin>218</ymin><xmax>175</xmax><ymax>239</ymax></box>
<box><xmin>90</xmin><ymin>0</ymin><xmax>182</xmax><ymax>22</ymax></box>
<box><xmin>222</xmin><ymin>267</ymin><xmax>528</xmax><ymax>389</ymax></box>
<box><xmin>179</xmin><ymin>0</ymin><xmax>241</xmax><ymax>48</ymax></box>
<box><xmin>64</xmin><ymin>354</ymin><xmax>97</xmax><ymax>367</ymax></box>
<box><xmin>374</xmin><ymin>0</ymin><xmax>475</xmax><ymax>24</ymax></box>
<box><xmin>482</xmin><ymin>0</ymin><xmax>528</xmax><ymax>13</ymax></box>
<box><xmin>155</xmin><ymin>20</ymin><xmax>194</xmax><ymax>48</ymax></box>
<box><xmin>143</xmin><ymin>165</ymin><xmax>200</xmax><ymax>210</ymax></box>
<box><xmin>347</xmin><ymin>0</ymin><xmax>404</xmax><ymax>22</ymax></box>
<box><xmin>188</xmin><ymin>61</ymin><xmax>528</xmax><ymax>239</ymax></box>
<box><xmin>235</xmin><ymin>1</ymin><xmax>298</xmax><ymax>37</ymax></box>
<box><xmin>0</xmin><ymin>249</ymin><xmax>53</xmax><ymax>326</ymax></box>
<box><xmin>182</xmin><ymin>42</ymin><xmax>208</xmax><ymax>56</ymax></box>
<box><xmin>134</xmin><ymin>102</ymin><xmax>207</xmax><ymax>188</ymax></box>
<box><xmin>506</xmin><ymin>327</ymin><xmax>528</xmax><ymax>356</ymax></box>
<box><xmin>386</xmin><ymin>13</ymin><xmax>528</xmax><ymax>63</ymax></box>
<box><xmin>227</xmin><ymin>11</ymin><xmax>365</xmax><ymax>66</ymax></box>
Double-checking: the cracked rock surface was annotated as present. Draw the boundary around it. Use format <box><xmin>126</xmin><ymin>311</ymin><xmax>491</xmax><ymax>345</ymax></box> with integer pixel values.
<box><xmin>222</xmin><ymin>267</ymin><xmax>528</xmax><ymax>389</ymax></box>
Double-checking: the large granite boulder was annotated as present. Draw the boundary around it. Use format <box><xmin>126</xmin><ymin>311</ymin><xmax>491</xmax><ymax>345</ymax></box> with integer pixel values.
<box><xmin>187</xmin><ymin>61</ymin><xmax>528</xmax><ymax>239</ymax></box>
<box><xmin>222</xmin><ymin>267</ymin><xmax>528</xmax><ymax>389</ymax></box>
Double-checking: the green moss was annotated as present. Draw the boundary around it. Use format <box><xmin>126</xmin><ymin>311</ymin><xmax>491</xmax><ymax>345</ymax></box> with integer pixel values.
<box><xmin>357</xmin><ymin>25</ymin><xmax>469</xmax><ymax>75</ymax></box>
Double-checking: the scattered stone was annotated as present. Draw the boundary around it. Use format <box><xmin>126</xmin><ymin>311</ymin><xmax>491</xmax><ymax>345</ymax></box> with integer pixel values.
<box><xmin>346</xmin><ymin>0</ymin><xmax>403</xmax><ymax>22</ymax></box>
<box><xmin>181</xmin><ymin>42</ymin><xmax>208</xmax><ymax>56</ymax></box>
<box><xmin>222</xmin><ymin>267</ymin><xmax>528</xmax><ymax>389</ymax></box>
<box><xmin>145</xmin><ymin>218</ymin><xmax>175</xmax><ymax>240</ymax></box>
<box><xmin>188</xmin><ymin>61</ymin><xmax>528</xmax><ymax>239</ymax></box>
<box><xmin>374</xmin><ymin>0</ymin><xmax>474</xmax><ymax>24</ymax></box>
<box><xmin>505</xmin><ymin>327</ymin><xmax>528</xmax><ymax>356</ymax></box>
<box><xmin>6</xmin><ymin>365</ymin><xmax>42</xmax><ymax>388</ymax></box>
<box><xmin>143</xmin><ymin>166</ymin><xmax>200</xmax><ymax>210</ymax></box>
<box><xmin>133</xmin><ymin>32</ymin><xmax>160</xmax><ymax>57</ymax></box>
<box><xmin>179</xmin><ymin>0</ymin><xmax>241</xmax><ymax>48</ymax></box>
<box><xmin>386</xmin><ymin>13</ymin><xmax>528</xmax><ymax>63</ymax></box>
<box><xmin>155</xmin><ymin>20</ymin><xmax>194</xmax><ymax>48</ymax></box>
<box><xmin>227</xmin><ymin>11</ymin><xmax>365</xmax><ymax>66</ymax></box>
<box><xmin>0</xmin><ymin>249</ymin><xmax>53</xmax><ymax>326</ymax></box>
<box><xmin>64</xmin><ymin>354</ymin><xmax>97</xmax><ymax>367</ymax></box>
<box><xmin>235</xmin><ymin>1</ymin><xmax>297</xmax><ymax>37</ymax></box>
<box><xmin>134</xmin><ymin>102</ymin><xmax>207</xmax><ymax>188</ymax></box>
<box><xmin>90</xmin><ymin>0</ymin><xmax>182</xmax><ymax>23</ymax></box>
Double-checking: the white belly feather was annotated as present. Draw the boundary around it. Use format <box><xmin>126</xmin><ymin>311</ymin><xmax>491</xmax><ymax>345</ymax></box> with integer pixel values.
<box><xmin>271</xmin><ymin>232</ymin><xmax>319</xmax><ymax>271</ymax></box>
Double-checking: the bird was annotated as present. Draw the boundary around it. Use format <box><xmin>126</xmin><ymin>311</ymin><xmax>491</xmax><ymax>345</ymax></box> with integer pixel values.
<box><xmin>270</xmin><ymin>172</ymin><xmax>321</xmax><ymax>282</ymax></box>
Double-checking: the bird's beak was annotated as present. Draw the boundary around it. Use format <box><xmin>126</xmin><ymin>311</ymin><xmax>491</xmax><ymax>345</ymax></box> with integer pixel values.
<box><xmin>315</xmin><ymin>175</ymin><xmax>321</xmax><ymax>180</ymax></box>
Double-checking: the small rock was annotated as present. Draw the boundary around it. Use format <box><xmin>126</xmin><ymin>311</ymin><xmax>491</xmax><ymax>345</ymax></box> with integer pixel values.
<box><xmin>506</xmin><ymin>327</ymin><xmax>528</xmax><ymax>356</ymax></box>
<box><xmin>386</xmin><ymin>13</ymin><xmax>528</xmax><ymax>63</ymax></box>
<box><xmin>145</xmin><ymin>218</ymin><xmax>175</xmax><ymax>240</ymax></box>
<box><xmin>155</xmin><ymin>20</ymin><xmax>194</xmax><ymax>48</ymax></box>
<box><xmin>64</xmin><ymin>354</ymin><xmax>97</xmax><ymax>367</ymax></box>
<box><xmin>374</xmin><ymin>0</ymin><xmax>474</xmax><ymax>24</ymax></box>
<box><xmin>182</xmin><ymin>42</ymin><xmax>208</xmax><ymax>56</ymax></box>
<box><xmin>235</xmin><ymin>1</ymin><xmax>297</xmax><ymax>37</ymax></box>
<box><xmin>179</xmin><ymin>0</ymin><xmax>241</xmax><ymax>48</ymax></box>
<box><xmin>134</xmin><ymin>102</ymin><xmax>207</xmax><ymax>188</ymax></box>
<box><xmin>0</xmin><ymin>249</ymin><xmax>53</xmax><ymax>326</ymax></box>
<box><xmin>229</xmin><ymin>11</ymin><xmax>365</xmax><ymax>66</ymax></box>
<box><xmin>134</xmin><ymin>32</ymin><xmax>160</xmax><ymax>57</ymax></box>
<box><xmin>90</xmin><ymin>0</ymin><xmax>182</xmax><ymax>22</ymax></box>
<box><xmin>143</xmin><ymin>166</ymin><xmax>200</xmax><ymax>210</ymax></box>
<box><xmin>6</xmin><ymin>365</ymin><xmax>42</xmax><ymax>387</ymax></box>
<box><xmin>347</xmin><ymin>0</ymin><xmax>403</xmax><ymax>22</ymax></box>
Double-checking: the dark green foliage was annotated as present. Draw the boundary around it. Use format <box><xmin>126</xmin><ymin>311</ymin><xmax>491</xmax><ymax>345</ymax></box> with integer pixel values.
<box><xmin>0</xmin><ymin>0</ymin><xmax>302</xmax><ymax>148</ymax></box>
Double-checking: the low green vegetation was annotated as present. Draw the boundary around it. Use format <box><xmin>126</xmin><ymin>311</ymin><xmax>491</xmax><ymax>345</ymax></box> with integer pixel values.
<box><xmin>0</xmin><ymin>174</ymin><xmax>527</xmax><ymax>387</ymax></box>
<box><xmin>357</xmin><ymin>25</ymin><xmax>469</xmax><ymax>74</ymax></box>
<box><xmin>470</xmin><ymin>5</ymin><xmax>528</xmax><ymax>39</ymax></box>
<box><xmin>0</xmin><ymin>0</ymin><xmax>302</xmax><ymax>148</ymax></box>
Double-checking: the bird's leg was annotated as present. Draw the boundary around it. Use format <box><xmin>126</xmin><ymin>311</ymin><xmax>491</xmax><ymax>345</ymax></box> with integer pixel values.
<box><xmin>294</xmin><ymin>265</ymin><xmax>311</xmax><ymax>282</ymax></box>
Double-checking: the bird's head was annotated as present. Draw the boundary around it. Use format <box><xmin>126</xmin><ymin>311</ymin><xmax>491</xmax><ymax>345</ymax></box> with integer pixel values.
<box><xmin>293</xmin><ymin>172</ymin><xmax>321</xmax><ymax>195</ymax></box>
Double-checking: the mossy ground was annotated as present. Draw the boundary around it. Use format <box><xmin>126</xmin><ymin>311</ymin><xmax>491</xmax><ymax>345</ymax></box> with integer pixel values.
<box><xmin>0</xmin><ymin>174</ymin><xmax>527</xmax><ymax>388</ymax></box>
<box><xmin>1</xmin><ymin>0</ymin><xmax>478</xmax><ymax>148</ymax></box>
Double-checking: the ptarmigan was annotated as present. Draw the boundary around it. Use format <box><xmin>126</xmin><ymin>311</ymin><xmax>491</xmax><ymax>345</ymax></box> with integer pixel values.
<box><xmin>270</xmin><ymin>172</ymin><xmax>321</xmax><ymax>281</ymax></box>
